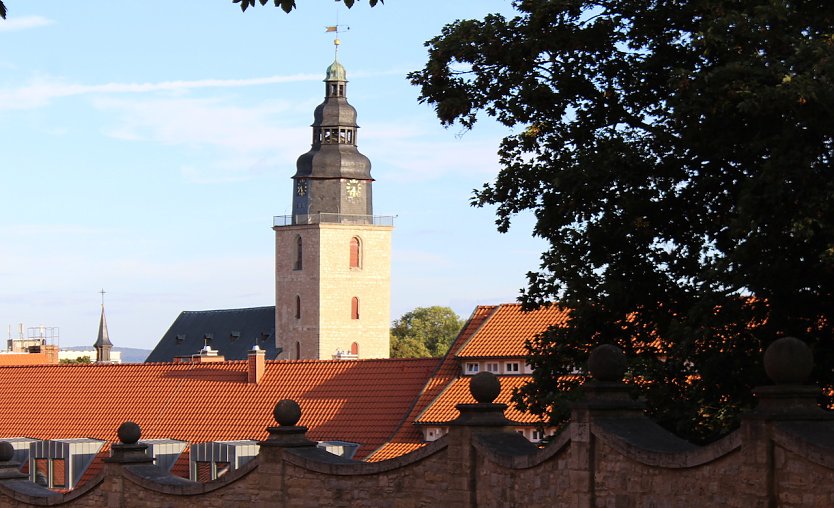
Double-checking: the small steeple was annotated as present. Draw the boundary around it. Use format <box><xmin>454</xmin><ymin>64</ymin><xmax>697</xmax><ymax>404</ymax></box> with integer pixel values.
<box><xmin>94</xmin><ymin>290</ymin><xmax>113</xmax><ymax>363</ymax></box>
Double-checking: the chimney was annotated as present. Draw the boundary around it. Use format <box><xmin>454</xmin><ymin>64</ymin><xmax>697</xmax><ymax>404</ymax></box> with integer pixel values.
<box><xmin>248</xmin><ymin>346</ymin><xmax>266</xmax><ymax>384</ymax></box>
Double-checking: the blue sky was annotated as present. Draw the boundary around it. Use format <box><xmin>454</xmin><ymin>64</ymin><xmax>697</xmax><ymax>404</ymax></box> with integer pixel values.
<box><xmin>0</xmin><ymin>1</ymin><xmax>546</xmax><ymax>351</ymax></box>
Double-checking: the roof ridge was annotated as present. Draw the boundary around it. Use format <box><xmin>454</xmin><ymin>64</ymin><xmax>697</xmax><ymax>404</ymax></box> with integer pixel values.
<box><xmin>180</xmin><ymin>306</ymin><xmax>275</xmax><ymax>315</ymax></box>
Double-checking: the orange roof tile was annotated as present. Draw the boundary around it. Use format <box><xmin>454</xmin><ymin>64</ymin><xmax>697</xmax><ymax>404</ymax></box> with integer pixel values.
<box><xmin>456</xmin><ymin>304</ymin><xmax>569</xmax><ymax>358</ymax></box>
<box><xmin>0</xmin><ymin>358</ymin><xmax>438</xmax><ymax>461</ymax></box>
<box><xmin>0</xmin><ymin>352</ymin><xmax>57</xmax><ymax>366</ymax></box>
<box><xmin>415</xmin><ymin>376</ymin><xmax>544</xmax><ymax>425</ymax></box>
<box><xmin>365</xmin><ymin>306</ymin><xmax>496</xmax><ymax>462</ymax></box>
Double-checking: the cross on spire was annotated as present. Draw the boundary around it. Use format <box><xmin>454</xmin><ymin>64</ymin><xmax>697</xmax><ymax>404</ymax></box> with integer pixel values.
<box><xmin>99</xmin><ymin>288</ymin><xmax>106</xmax><ymax>306</ymax></box>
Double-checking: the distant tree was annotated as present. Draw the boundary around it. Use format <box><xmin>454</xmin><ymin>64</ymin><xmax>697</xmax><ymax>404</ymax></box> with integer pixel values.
<box><xmin>0</xmin><ymin>2</ymin><xmax>6</xmax><ymax>19</ymax></box>
<box><xmin>409</xmin><ymin>1</ymin><xmax>834</xmax><ymax>443</ymax></box>
<box><xmin>390</xmin><ymin>306</ymin><xmax>464</xmax><ymax>358</ymax></box>
<box><xmin>60</xmin><ymin>356</ymin><xmax>92</xmax><ymax>364</ymax></box>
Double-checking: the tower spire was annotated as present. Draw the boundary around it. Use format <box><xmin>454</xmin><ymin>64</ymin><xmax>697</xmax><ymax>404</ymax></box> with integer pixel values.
<box><xmin>94</xmin><ymin>290</ymin><xmax>113</xmax><ymax>363</ymax></box>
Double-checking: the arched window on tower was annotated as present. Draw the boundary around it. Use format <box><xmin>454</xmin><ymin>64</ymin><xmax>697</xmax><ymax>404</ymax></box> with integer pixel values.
<box><xmin>294</xmin><ymin>236</ymin><xmax>302</xmax><ymax>270</ymax></box>
<box><xmin>351</xmin><ymin>342</ymin><xmax>359</xmax><ymax>356</ymax></box>
<box><xmin>349</xmin><ymin>237</ymin><xmax>361</xmax><ymax>269</ymax></box>
<box><xmin>295</xmin><ymin>296</ymin><xmax>301</xmax><ymax>319</ymax></box>
<box><xmin>351</xmin><ymin>297</ymin><xmax>360</xmax><ymax>320</ymax></box>
<box><xmin>295</xmin><ymin>341</ymin><xmax>301</xmax><ymax>360</ymax></box>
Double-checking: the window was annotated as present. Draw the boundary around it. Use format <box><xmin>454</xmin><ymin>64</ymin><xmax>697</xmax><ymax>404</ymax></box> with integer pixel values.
<box><xmin>532</xmin><ymin>429</ymin><xmax>546</xmax><ymax>441</ymax></box>
<box><xmin>505</xmin><ymin>362</ymin><xmax>520</xmax><ymax>374</ymax></box>
<box><xmin>351</xmin><ymin>342</ymin><xmax>359</xmax><ymax>356</ymax></box>
<box><xmin>351</xmin><ymin>297</ymin><xmax>360</xmax><ymax>320</ymax></box>
<box><xmin>349</xmin><ymin>237</ymin><xmax>361</xmax><ymax>269</ymax></box>
<box><xmin>294</xmin><ymin>236</ymin><xmax>302</xmax><ymax>270</ymax></box>
<box><xmin>216</xmin><ymin>462</ymin><xmax>231</xmax><ymax>478</ymax></box>
<box><xmin>34</xmin><ymin>458</ymin><xmax>48</xmax><ymax>486</ymax></box>
<box><xmin>51</xmin><ymin>459</ymin><xmax>66</xmax><ymax>488</ymax></box>
<box><xmin>295</xmin><ymin>296</ymin><xmax>301</xmax><ymax>319</ymax></box>
<box><xmin>486</xmin><ymin>363</ymin><xmax>500</xmax><ymax>373</ymax></box>
<box><xmin>295</xmin><ymin>341</ymin><xmax>301</xmax><ymax>360</ymax></box>
<box><xmin>465</xmin><ymin>363</ymin><xmax>479</xmax><ymax>374</ymax></box>
<box><xmin>196</xmin><ymin>461</ymin><xmax>212</xmax><ymax>483</ymax></box>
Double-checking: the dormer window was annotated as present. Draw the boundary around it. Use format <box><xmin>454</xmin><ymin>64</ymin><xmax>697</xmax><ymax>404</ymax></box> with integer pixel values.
<box><xmin>505</xmin><ymin>362</ymin><xmax>520</xmax><ymax>374</ymax></box>
<box><xmin>465</xmin><ymin>363</ymin><xmax>479</xmax><ymax>375</ymax></box>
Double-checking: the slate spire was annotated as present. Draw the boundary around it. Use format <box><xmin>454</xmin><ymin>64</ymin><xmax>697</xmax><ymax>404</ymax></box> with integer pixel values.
<box><xmin>94</xmin><ymin>303</ymin><xmax>113</xmax><ymax>363</ymax></box>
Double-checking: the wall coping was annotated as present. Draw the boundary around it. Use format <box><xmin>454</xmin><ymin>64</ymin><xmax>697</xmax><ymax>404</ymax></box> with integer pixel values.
<box><xmin>122</xmin><ymin>458</ymin><xmax>258</xmax><ymax>496</ymax></box>
<box><xmin>0</xmin><ymin>471</ymin><xmax>104</xmax><ymax>506</ymax></box>
<box><xmin>284</xmin><ymin>438</ymin><xmax>448</xmax><ymax>475</ymax></box>
<box><xmin>772</xmin><ymin>420</ymin><xmax>834</xmax><ymax>470</ymax></box>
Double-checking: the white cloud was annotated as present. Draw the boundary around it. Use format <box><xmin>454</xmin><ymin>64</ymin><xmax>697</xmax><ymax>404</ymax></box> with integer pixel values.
<box><xmin>0</xmin><ymin>15</ymin><xmax>53</xmax><ymax>33</ymax></box>
<box><xmin>0</xmin><ymin>73</ymin><xmax>321</xmax><ymax>111</ymax></box>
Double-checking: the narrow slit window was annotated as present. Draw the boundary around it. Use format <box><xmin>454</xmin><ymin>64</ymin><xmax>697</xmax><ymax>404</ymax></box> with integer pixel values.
<box><xmin>295</xmin><ymin>296</ymin><xmax>301</xmax><ymax>319</ymax></box>
<box><xmin>349</xmin><ymin>237</ymin><xmax>361</xmax><ymax>268</ymax></box>
<box><xmin>294</xmin><ymin>236</ymin><xmax>302</xmax><ymax>270</ymax></box>
<box><xmin>351</xmin><ymin>297</ymin><xmax>360</xmax><ymax>320</ymax></box>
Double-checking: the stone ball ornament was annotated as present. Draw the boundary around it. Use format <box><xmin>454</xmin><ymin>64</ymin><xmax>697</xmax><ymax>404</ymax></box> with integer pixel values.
<box><xmin>588</xmin><ymin>344</ymin><xmax>627</xmax><ymax>382</ymax></box>
<box><xmin>0</xmin><ymin>442</ymin><xmax>14</xmax><ymax>462</ymax></box>
<box><xmin>470</xmin><ymin>371</ymin><xmax>501</xmax><ymax>403</ymax></box>
<box><xmin>764</xmin><ymin>336</ymin><xmax>814</xmax><ymax>385</ymax></box>
<box><xmin>274</xmin><ymin>399</ymin><xmax>302</xmax><ymax>427</ymax></box>
<box><xmin>117</xmin><ymin>421</ymin><xmax>142</xmax><ymax>445</ymax></box>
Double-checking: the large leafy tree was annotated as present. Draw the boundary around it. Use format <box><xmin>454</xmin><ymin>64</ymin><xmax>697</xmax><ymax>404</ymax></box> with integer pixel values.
<box><xmin>409</xmin><ymin>0</ymin><xmax>834</xmax><ymax>442</ymax></box>
<box><xmin>390</xmin><ymin>306</ymin><xmax>464</xmax><ymax>358</ymax></box>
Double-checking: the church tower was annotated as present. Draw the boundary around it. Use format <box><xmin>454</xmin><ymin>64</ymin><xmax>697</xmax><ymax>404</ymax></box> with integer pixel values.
<box><xmin>273</xmin><ymin>55</ymin><xmax>393</xmax><ymax>360</ymax></box>
<box><xmin>93</xmin><ymin>303</ymin><xmax>113</xmax><ymax>363</ymax></box>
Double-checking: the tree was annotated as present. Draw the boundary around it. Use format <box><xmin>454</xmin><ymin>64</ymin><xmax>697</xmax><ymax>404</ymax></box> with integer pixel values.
<box><xmin>409</xmin><ymin>0</ymin><xmax>834</xmax><ymax>443</ymax></box>
<box><xmin>59</xmin><ymin>356</ymin><xmax>92</xmax><ymax>364</ymax></box>
<box><xmin>390</xmin><ymin>306</ymin><xmax>464</xmax><ymax>358</ymax></box>
<box><xmin>232</xmin><ymin>0</ymin><xmax>381</xmax><ymax>14</ymax></box>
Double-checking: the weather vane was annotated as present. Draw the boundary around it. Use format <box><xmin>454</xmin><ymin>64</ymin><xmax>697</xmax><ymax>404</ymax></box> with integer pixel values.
<box><xmin>325</xmin><ymin>0</ymin><xmax>350</xmax><ymax>57</ymax></box>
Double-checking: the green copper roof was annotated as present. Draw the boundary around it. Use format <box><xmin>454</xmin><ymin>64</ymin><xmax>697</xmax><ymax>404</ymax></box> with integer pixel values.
<box><xmin>325</xmin><ymin>59</ymin><xmax>347</xmax><ymax>81</ymax></box>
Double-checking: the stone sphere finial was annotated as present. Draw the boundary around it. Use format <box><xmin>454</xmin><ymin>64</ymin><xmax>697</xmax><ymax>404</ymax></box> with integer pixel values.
<box><xmin>588</xmin><ymin>344</ymin><xmax>627</xmax><ymax>382</ymax></box>
<box><xmin>274</xmin><ymin>399</ymin><xmax>302</xmax><ymax>426</ymax></box>
<box><xmin>470</xmin><ymin>372</ymin><xmax>501</xmax><ymax>403</ymax></box>
<box><xmin>117</xmin><ymin>421</ymin><xmax>141</xmax><ymax>445</ymax></box>
<box><xmin>0</xmin><ymin>442</ymin><xmax>14</xmax><ymax>462</ymax></box>
<box><xmin>764</xmin><ymin>336</ymin><xmax>813</xmax><ymax>385</ymax></box>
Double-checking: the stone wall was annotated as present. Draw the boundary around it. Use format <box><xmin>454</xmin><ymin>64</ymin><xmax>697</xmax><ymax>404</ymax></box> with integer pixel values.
<box><xmin>0</xmin><ymin>338</ymin><xmax>832</xmax><ymax>507</ymax></box>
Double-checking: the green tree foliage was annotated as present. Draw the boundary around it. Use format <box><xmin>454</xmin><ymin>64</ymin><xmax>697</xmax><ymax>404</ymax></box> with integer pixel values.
<box><xmin>409</xmin><ymin>0</ymin><xmax>834</xmax><ymax>443</ymax></box>
<box><xmin>59</xmin><ymin>356</ymin><xmax>92</xmax><ymax>364</ymax></box>
<box><xmin>390</xmin><ymin>306</ymin><xmax>464</xmax><ymax>358</ymax></box>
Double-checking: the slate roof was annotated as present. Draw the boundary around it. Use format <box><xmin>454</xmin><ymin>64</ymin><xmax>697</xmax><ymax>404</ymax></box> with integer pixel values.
<box><xmin>0</xmin><ymin>358</ymin><xmax>438</xmax><ymax>461</ymax></box>
<box><xmin>146</xmin><ymin>306</ymin><xmax>279</xmax><ymax>362</ymax></box>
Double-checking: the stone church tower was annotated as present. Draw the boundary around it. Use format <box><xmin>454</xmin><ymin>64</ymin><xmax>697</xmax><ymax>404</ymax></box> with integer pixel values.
<box><xmin>274</xmin><ymin>57</ymin><xmax>393</xmax><ymax>360</ymax></box>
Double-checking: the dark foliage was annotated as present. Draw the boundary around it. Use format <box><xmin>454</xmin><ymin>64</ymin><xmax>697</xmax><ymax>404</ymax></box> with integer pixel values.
<box><xmin>232</xmin><ymin>0</ymin><xmax>382</xmax><ymax>15</ymax></box>
<box><xmin>409</xmin><ymin>0</ymin><xmax>834</xmax><ymax>443</ymax></box>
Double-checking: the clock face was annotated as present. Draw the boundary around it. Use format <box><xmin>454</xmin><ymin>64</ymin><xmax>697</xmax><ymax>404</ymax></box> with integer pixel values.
<box><xmin>296</xmin><ymin>179</ymin><xmax>307</xmax><ymax>197</ymax></box>
<box><xmin>346</xmin><ymin>179</ymin><xmax>362</xmax><ymax>200</ymax></box>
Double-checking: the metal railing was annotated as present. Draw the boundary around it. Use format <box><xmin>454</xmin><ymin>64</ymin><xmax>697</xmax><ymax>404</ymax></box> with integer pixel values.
<box><xmin>273</xmin><ymin>213</ymin><xmax>395</xmax><ymax>227</ymax></box>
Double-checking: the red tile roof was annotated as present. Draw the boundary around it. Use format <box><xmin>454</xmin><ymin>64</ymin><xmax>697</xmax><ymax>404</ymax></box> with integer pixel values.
<box><xmin>366</xmin><ymin>306</ymin><xmax>496</xmax><ymax>461</ymax></box>
<box><xmin>456</xmin><ymin>304</ymin><xmax>570</xmax><ymax>358</ymax></box>
<box><xmin>0</xmin><ymin>358</ymin><xmax>438</xmax><ymax>461</ymax></box>
<box><xmin>414</xmin><ymin>376</ymin><xmax>543</xmax><ymax>425</ymax></box>
<box><xmin>0</xmin><ymin>352</ymin><xmax>57</xmax><ymax>366</ymax></box>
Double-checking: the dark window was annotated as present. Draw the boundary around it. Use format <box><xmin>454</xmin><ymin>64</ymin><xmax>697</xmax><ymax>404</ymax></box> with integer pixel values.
<box><xmin>294</xmin><ymin>236</ymin><xmax>302</xmax><ymax>270</ymax></box>
<box><xmin>295</xmin><ymin>296</ymin><xmax>301</xmax><ymax>319</ymax></box>
<box><xmin>51</xmin><ymin>459</ymin><xmax>66</xmax><ymax>488</ymax></box>
<box><xmin>295</xmin><ymin>341</ymin><xmax>301</xmax><ymax>360</ymax></box>
<box><xmin>196</xmin><ymin>461</ymin><xmax>212</xmax><ymax>483</ymax></box>
<box><xmin>349</xmin><ymin>237</ymin><xmax>361</xmax><ymax>269</ymax></box>
<box><xmin>34</xmin><ymin>458</ymin><xmax>48</xmax><ymax>486</ymax></box>
<box><xmin>216</xmin><ymin>462</ymin><xmax>230</xmax><ymax>478</ymax></box>
<box><xmin>351</xmin><ymin>297</ymin><xmax>359</xmax><ymax>320</ymax></box>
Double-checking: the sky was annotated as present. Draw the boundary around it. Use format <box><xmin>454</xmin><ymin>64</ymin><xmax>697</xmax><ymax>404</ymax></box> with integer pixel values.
<box><xmin>0</xmin><ymin>0</ymin><xmax>547</xmax><ymax>351</ymax></box>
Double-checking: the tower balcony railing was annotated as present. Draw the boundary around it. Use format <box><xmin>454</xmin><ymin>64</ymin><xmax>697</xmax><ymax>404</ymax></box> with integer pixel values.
<box><xmin>273</xmin><ymin>213</ymin><xmax>395</xmax><ymax>227</ymax></box>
